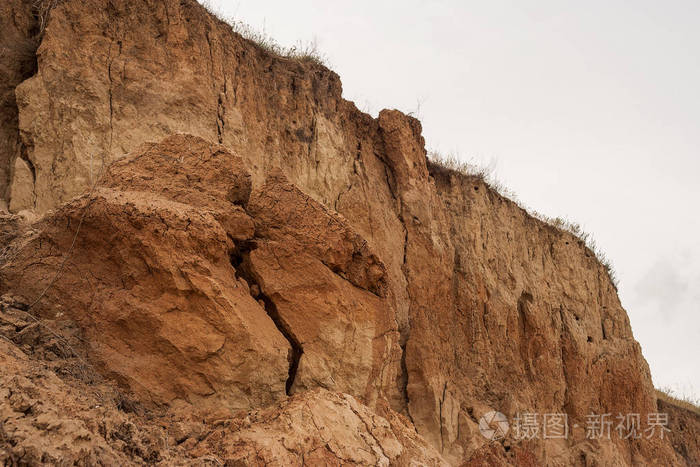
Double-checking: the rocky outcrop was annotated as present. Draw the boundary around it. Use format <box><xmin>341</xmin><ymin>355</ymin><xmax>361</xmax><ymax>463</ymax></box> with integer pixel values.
<box><xmin>244</xmin><ymin>170</ymin><xmax>402</xmax><ymax>405</ymax></box>
<box><xmin>0</xmin><ymin>0</ymin><xmax>697</xmax><ymax>465</ymax></box>
<box><xmin>0</xmin><ymin>135</ymin><xmax>402</xmax><ymax>413</ymax></box>
<box><xmin>4</xmin><ymin>0</ymin><xmax>415</xmax><ymax>360</ymax></box>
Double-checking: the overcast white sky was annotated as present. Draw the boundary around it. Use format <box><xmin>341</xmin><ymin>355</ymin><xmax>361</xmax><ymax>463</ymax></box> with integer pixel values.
<box><xmin>204</xmin><ymin>0</ymin><xmax>700</xmax><ymax>400</ymax></box>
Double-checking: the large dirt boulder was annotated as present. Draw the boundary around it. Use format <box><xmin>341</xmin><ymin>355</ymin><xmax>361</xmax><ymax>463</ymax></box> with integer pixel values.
<box><xmin>0</xmin><ymin>135</ymin><xmax>402</xmax><ymax>413</ymax></box>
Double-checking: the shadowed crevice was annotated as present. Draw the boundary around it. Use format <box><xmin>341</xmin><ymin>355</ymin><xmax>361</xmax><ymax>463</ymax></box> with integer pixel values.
<box><xmin>399</xmin><ymin>340</ymin><xmax>416</xmax><ymax>429</ymax></box>
<box><xmin>230</xmin><ymin>240</ymin><xmax>304</xmax><ymax>395</ymax></box>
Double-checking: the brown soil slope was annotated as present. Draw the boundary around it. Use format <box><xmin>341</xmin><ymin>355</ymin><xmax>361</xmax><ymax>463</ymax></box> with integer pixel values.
<box><xmin>0</xmin><ymin>0</ymin><xmax>698</xmax><ymax>465</ymax></box>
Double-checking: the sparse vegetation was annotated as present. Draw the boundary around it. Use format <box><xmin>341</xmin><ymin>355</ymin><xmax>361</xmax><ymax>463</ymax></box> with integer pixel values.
<box><xmin>529</xmin><ymin>212</ymin><xmax>619</xmax><ymax>288</ymax></box>
<box><xmin>32</xmin><ymin>0</ymin><xmax>63</xmax><ymax>35</ymax></box>
<box><xmin>427</xmin><ymin>150</ymin><xmax>619</xmax><ymax>289</ymax></box>
<box><xmin>427</xmin><ymin>151</ymin><xmax>490</xmax><ymax>181</ymax></box>
<box><xmin>199</xmin><ymin>1</ymin><xmax>327</xmax><ymax>66</ymax></box>
<box><xmin>657</xmin><ymin>387</ymin><xmax>700</xmax><ymax>416</ymax></box>
<box><xmin>2</xmin><ymin>0</ymin><xmax>62</xmax><ymax>73</ymax></box>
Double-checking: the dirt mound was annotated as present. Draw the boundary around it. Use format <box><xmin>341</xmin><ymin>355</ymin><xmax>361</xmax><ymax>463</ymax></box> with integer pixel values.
<box><xmin>0</xmin><ymin>300</ymin><xmax>435</xmax><ymax>465</ymax></box>
<box><xmin>195</xmin><ymin>389</ymin><xmax>447</xmax><ymax>466</ymax></box>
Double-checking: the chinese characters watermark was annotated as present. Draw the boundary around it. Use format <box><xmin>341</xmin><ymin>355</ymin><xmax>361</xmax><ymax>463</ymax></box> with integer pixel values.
<box><xmin>479</xmin><ymin>411</ymin><xmax>671</xmax><ymax>441</ymax></box>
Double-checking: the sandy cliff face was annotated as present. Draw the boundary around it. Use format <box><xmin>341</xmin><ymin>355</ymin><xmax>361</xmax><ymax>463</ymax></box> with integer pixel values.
<box><xmin>0</xmin><ymin>0</ymin><xmax>698</xmax><ymax>465</ymax></box>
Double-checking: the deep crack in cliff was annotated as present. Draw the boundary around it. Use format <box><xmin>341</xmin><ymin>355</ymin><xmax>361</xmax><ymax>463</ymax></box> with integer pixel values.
<box><xmin>230</xmin><ymin>240</ymin><xmax>304</xmax><ymax>395</ymax></box>
<box><xmin>1</xmin><ymin>4</ymin><xmax>39</xmax><ymax>209</ymax></box>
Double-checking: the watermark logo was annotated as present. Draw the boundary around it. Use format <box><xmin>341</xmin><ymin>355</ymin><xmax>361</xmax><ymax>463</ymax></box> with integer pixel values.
<box><xmin>478</xmin><ymin>411</ymin><xmax>671</xmax><ymax>441</ymax></box>
<box><xmin>478</xmin><ymin>411</ymin><xmax>510</xmax><ymax>441</ymax></box>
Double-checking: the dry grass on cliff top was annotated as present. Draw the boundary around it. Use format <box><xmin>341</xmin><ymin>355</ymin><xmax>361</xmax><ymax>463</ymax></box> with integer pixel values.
<box><xmin>427</xmin><ymin>151</ymin><xmax>619</xmax><ymax>289</ymax></box>
<box><xmin>199</xmin><ymin>1</ymin><xmax>328</xmax><ymax>66</ymax></box>
<box><xmin>656</xmin><ymin>388</ymin><xmax>700</xmax><ymax>416</ymax></box>
<box><xmin>33</xmin><ymin>0</ymin><xmax>62</xmax><ymax>34</ymax></box>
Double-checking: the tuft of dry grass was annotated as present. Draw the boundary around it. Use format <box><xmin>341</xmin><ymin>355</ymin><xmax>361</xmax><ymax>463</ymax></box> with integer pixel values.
<box><xmin>427</xmin><ymin>151</ymin><xmax>490</xmax><ymax>182</ymax></box>
<box><xmin>656</xmin><ymin>388</ymin><xmax>700</xmax><ymax>416</ymax></box>
<box><xmin>427</xmin><ymin>150</ymin><xmax>619</xmax><ymax>289</ymax></box>
<box><xmin>199</xmin><ymin>1</ymin><xmax>327</xmax><ymax>66</ymax></box>
<box><xmin>32</xmin><ymin>0</ymin><xmax>63</xmax><ymax>35</ymax></box>
<box><xmin>0</xmin><ymin>1</ymin><xmax>61</xmax><ymax>74</ymax></box>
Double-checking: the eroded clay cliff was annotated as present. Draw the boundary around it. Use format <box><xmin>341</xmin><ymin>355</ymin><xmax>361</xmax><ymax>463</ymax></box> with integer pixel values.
<box><xmin>1</xmin><ymin>0</ymin><xmax>698</xmax><ymax>465</ymax></box>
